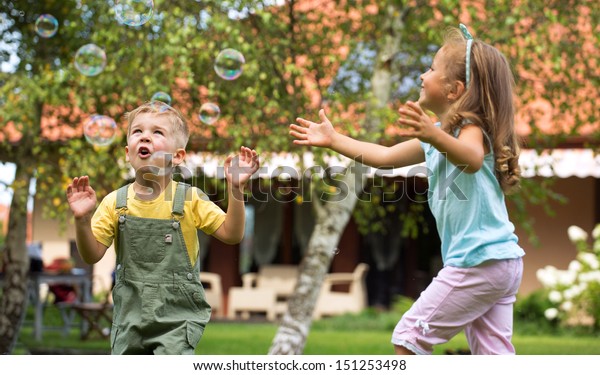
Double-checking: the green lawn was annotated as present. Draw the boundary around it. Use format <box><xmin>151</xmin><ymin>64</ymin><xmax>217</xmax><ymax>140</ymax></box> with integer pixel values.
<box><xmin>197</xmin><ymin>322</ymin><xmax>600</xmax><ymax>355</ymax></box>
<box><xmin>12</xmin><ymin>301</ymin><xmax>600</xmax><ymax>355</ymax></box>
<box><xmin>16</xmin><ymin>319</ymin><xmax>600</xmax><ymax>355</ymax></box>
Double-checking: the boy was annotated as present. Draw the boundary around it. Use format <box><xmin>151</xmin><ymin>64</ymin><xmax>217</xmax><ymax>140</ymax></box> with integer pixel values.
<box><xmin>66</xmin><ymin>102</ymin><xmax>259</xmax><ymax>354</ymax></box>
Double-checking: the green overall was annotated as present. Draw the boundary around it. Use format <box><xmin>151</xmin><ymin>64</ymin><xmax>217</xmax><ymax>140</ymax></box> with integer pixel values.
<box><xmin>110</xmin><ymin>182</ymin><xmax>211</xmax><ymax>354</ymax></box>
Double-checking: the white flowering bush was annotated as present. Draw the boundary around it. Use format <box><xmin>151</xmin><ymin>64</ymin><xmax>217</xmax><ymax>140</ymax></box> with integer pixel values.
<box><xmin>536</xmin><ymin>225</ymin><xmax>600</xmax><ymax>331</ymax></box>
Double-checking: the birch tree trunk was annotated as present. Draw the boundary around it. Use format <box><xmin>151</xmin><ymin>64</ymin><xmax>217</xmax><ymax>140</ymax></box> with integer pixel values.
<box><xmin>268</xmin><ymin>3</ymin><xmax>407</xmax><ymax>355</ymax></box>
<box><xmin>0</xmin><ymin>163</ymin><xmax>34</xmax><ymax>354</ymax></box>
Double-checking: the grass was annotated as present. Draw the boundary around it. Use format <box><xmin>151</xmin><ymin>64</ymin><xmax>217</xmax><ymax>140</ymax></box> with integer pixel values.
<box><xmin>14</xmin><ymin>305</ymin><xmax>600</xmax><ymax>355</ymax></box>
<box><xmin>197</xmin><ymin>322</ymin><xmax>600</xmax><ymax>355</ymax></box>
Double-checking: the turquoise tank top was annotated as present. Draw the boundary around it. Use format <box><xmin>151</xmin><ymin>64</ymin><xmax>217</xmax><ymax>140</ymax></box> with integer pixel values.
<box><xmin>420</xmin><ymin>123</ymin><xmax>525</xmax><ymax>267</ymax></box>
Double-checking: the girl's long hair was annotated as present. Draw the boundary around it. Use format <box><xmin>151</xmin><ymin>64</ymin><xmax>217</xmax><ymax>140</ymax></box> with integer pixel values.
<box><xmin>442</xmin><ymin>27</ymin><xmax>521</xmax><ymax>194</ymax></box>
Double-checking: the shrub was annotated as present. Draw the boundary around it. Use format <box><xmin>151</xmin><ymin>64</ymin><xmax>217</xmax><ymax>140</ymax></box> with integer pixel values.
<box><xmin>513</xmin><ymin>290</ymin><xmax>558</xmax><ymax>335</ymax></box>
<box><xmin>536</xmin><ymin>225</ymin><xmax>600</xmax><ymax>332</ymax></box>
<box><xmin>312</xmin><ymin>295</ymin><xmax>415</xmax><ymax>332</ymax></box>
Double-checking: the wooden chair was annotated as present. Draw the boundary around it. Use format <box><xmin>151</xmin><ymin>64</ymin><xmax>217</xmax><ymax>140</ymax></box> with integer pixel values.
<box><xmin>313</xmin><ymin>263</ymin><xmax>370</xmax><ymax>319</ymax></box>
<box><xmin>227</xmin><ymin>287</ymin><xmax>278</xmax><ymax>320</ymax></box>
<box><xmin>200</xmin><ymin>272</ymin><xmax>224</xmax><ymax>318</ymax></box>
<box><xmin>70</xmin><ymin>288</ymin><xmax>113</xmax><ymax>340</ymax></box>
<box><xmin>227</xmin><ymin>264</ymin><xmax>298</xmax><ymax>320</ymax></box>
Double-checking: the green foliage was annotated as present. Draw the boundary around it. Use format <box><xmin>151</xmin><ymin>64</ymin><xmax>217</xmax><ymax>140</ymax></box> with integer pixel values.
<box><xmin>2</xmin><ymin>0</ymin><xmax>595</xmax><ymax>237</ymax></box>
<box><xmin>311</xmin><ymin>308</ymin><xmax>400</xmax><ymax>332</ymax></box>
<box><xmin>513</xmin><ymin>289</ymin><xmax>558</xmax><ymax>335</ymax></box>
<box><xmin>390</xmin><ymin>294</ymin><xmax>415</xmax><ymax>315</ymax></box>
<box><xmin>0</xmin><ymin>219</ymin><xmax>4</xmax><ymax>246</ymax></box>
<box><xmin>312</xmin><ymin>295</ymin><xmax>414</xmax><ymax>332</ymax></box>
<box><xmin>0</xmin><ymin>220</ymin><xmax>4</xmax><ymax>271</ymax></box>
<box><xmin>354</xmin><ymin>178</ymin><xmax>430</xmax><ymax>238</ymax></box>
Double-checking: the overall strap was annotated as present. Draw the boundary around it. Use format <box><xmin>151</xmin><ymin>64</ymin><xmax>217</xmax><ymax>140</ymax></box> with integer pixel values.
<box><xmin>116</xmin><ymin>183</ymin><xmax>130</xmax><ymax>210</ymax></box>
<box><xmin>172</xmin><ymin>182</ymin><xmax>190</xmax><ymax>216</ymax></box>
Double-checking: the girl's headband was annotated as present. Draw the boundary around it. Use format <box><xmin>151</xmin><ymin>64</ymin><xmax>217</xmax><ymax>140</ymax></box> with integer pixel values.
<box><xmin>459</xmin><ymin>23</ymin><xmax>473</xmax><ymax>88</ymax></box>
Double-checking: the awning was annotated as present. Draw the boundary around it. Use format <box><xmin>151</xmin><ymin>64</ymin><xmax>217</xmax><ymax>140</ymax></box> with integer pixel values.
<box><xmin>519</xmin><ymin>149</ymin><xmax>600</xmax><ymax>178</ymax></box>
<box><xmin>181</xmin><ymin>149</ymin><xmax>600</xmax><ymax>179</ymax></box>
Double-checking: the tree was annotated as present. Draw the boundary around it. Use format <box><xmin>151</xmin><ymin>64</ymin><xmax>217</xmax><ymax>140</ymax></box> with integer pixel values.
<box><xmin>268</xmin><ymin>1</ymin><xmax>413</xmax><ymax>354</ymax></box>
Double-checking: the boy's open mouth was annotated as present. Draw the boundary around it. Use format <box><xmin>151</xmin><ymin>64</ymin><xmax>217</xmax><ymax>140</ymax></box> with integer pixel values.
<box><xmin>138</xmin><ymin>146</ymin><xmax>151</xmax><ymax>158</ymax></box>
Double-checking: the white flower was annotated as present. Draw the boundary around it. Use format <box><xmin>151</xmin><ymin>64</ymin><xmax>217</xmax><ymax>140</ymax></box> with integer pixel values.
<box><xmin>560</xmin><ymin>301</ymin><xmax>573</xmax><ymax>312</ymax></box>
<box><xmin>568</xmin><ymin>260</ymin><xmax>582</xmax><ymax>273</ymax></box>
<box><xmin>537</xmin><ymin>266</ymin><xmax>559</xmax><ymax>287</ymax></box>
<box><xmin>592</xmin><ymin>224</ymin><xmax>600</xmax><ymax>240</ymax></box>
<box><xmin>578</xmin><ymin>253</ymin><xmax>600</xmax><ymax>270</ymax></box>
<box><xmin>579</xmin><ymin>270</ymin><xmax>600</xmax><ymax>283</ymax></box>
<box><xmin>548</xmin><ymin>290</ymin><xmax>562</xmax><ymax>303</ymax></box>
<box><xmin>563</xmin><ymin>285</ymin><xmax>584</xmax><ymax>300</ymax></box>
<box><xmin>568</xmin><ymin>225</ymin><xmax>588</xmax><ymax>243</ymax></box>
<box><xmin>557</xmin><ymin>270</ymin><xmax>577</xmax><ymax>286</ymax></box>
<box><xmin>544</xmin><ymin>308</ymin><xmax>559</xmax><ymax>320</ymax></box>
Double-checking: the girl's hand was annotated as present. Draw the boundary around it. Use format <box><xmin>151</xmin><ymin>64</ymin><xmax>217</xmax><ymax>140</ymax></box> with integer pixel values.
<box><xmin>289</xmin><ymin>109</ymin><xmax>336</xmax><ymax>148</ymax></box>
<box><xmin>224</xmin><ymin>146</ymin><xmax>260</xmax><ymax>189</ymax></box>
<box><xmin>66</xmin><ymin>176</ymin><xmax>97</xmax><ymax>220</ymax></box>
<box><xmin>397</xmin><ymin>101</ymin><xmax>437</xmax><ymax>143</ymax></box>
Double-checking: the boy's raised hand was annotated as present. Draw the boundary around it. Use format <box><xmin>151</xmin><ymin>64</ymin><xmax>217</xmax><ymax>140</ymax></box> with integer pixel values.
<box><xmin>66</xmin><ymin>176</ymin><xmax>97</xmax><ymax>219</ymax></box>
<box><xmin>224</xmin><ymin>146</ymin><xmax>260</xmax><ymax>189</ymax></box>
<box><xmin>289</xmin><ymin>109</ymin><xmax>335</xmax><ymax>148</ymax></box>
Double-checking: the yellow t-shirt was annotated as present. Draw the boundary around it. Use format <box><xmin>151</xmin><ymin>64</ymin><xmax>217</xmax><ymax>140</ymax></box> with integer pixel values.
<box><xmin>91</xmin><ymin>182</ymin><xmax>226</xmax><ymax>266</ymax></box>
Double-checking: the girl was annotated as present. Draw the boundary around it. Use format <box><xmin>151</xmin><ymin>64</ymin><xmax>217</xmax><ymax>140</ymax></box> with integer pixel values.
<box><xmin>289</xmin><ymin>24</ymin><xmax>524</xmax><ymax>355</ymax></box>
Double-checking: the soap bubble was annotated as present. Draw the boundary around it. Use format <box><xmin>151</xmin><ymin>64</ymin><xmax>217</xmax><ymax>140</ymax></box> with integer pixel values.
<box><xmin>83</xmin><ymin>115</ymin><xmax>117</xmax><ymax>146</ymax></box>
<box><xmin>214</xmin><ymin>48</ymin><xmax>245</xmax><ymax>80</ymax></box>
<box><xmin>149</xmin><ymin>100</ymin><xmax>171</xmax><ymax>113</ymax></box>
<box><xmin>114</xmin><ymin>0</ymin><xmax>154</xmax><ymax>27</ymax></box>
<box><xmin>198</xmin><ymin>102</ymin><xmax>220</xmax><ymax>125</ymax></box>
<box><xmin>151</xmin><ymin>91</ymin><xmax>171</xmax><ymax>105</ymax></box>
<box><xmin>35</xmin><ymin>14</ymin><xmax>58</xmax><ymax>38</ymax></box>
<box><xmin>74</xmin><ymin>44</ymin><xmax>107</xmax><ymax>77</ymax></box>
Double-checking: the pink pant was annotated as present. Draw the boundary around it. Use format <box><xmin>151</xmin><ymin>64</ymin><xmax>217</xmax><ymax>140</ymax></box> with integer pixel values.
<box><xmin>391</xmin><ymin>257</ymin><xmax>523</xmax><ymax>355</ymax></box>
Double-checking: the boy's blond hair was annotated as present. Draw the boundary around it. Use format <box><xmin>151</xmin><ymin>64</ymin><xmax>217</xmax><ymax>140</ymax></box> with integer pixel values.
<box><xmin>125</xmin><ymin>101</ymin><xmax>190</xmax><ymax>149</ymax></box>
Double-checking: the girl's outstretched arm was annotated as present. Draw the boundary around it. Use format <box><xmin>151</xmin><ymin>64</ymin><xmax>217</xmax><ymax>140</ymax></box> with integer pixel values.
<box><xmin>290</xmin><ymin>109</ymin><xmax>424</xmax><ymax>169</ymax></box>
